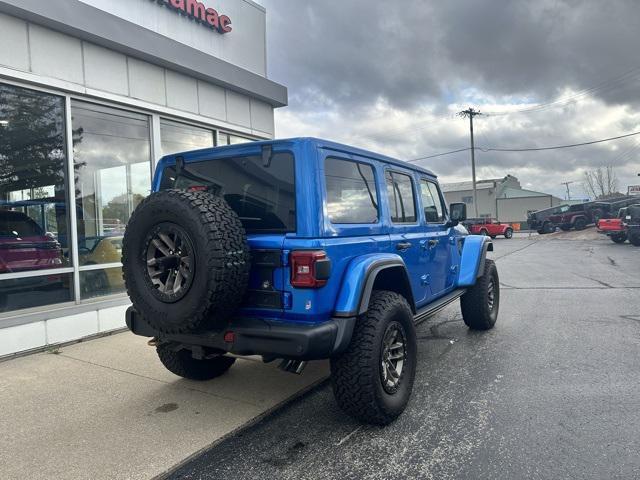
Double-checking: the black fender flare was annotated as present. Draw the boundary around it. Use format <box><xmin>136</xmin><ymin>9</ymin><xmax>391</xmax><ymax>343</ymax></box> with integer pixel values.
<box><xmin>357</xmin><ymin>261</ymin><xmax>416</xmax><ymax>315</ymax></box>
<box><xmin>477</xmin><ymin>238</ymin><xmax>494</xmax><ymax>278</ymax></box>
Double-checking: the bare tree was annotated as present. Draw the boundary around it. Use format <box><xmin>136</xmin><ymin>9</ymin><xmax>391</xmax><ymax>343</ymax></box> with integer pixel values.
<box><xmin>583</xmin><ymin>165</ymin><xmax>619</xmax><ymax>200</ymax></box>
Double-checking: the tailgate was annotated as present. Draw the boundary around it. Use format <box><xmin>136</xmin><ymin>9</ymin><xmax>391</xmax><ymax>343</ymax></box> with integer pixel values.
<box><xmin>241</xmin><ymin>234</ymin><xmax>288</xmax><ymax>315</ymax></box>
<box><xmin>598</xmin><ymin>219</ymin><xmax>623</xmax><ymax>232</ymax></box>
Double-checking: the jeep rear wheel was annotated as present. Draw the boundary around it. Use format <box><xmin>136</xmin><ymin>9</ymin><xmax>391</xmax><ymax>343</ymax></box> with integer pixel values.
<box><xmin>504</xmin><ymin>228</ymin><xmax>513</xmax><ymax>239</ymax></box>
<box><xmin>122</xmin><ymin>190</ymin><xmax>250</xmax><ymax>334</ymax></box>
<box><xmin>629</xmin><ymin>232</ymin><xmax>640</xmax><ymax>247</ymax></box>
<box><xmin>157</xmin><ymin>343</ymin><xmax>236</xmax><ymax>380</ymax></box>
<box><xmin>538</xmin><ymin>222</ymin><xmax>554</xmax><ymax>234</ymax></box>
<box><xmin>610</xmin><ymin>233</ymin><xmax>627</xmax><ymax>244</ymax></box>
<box><xmin>330</xmin><ymin>291</ymin><xmax>416</xmax><ymax>425</ymax></box>
<box><xmin>461</xmin><ymin>259</ymin><xmax>499</xmax><ymax>330</ymax></box>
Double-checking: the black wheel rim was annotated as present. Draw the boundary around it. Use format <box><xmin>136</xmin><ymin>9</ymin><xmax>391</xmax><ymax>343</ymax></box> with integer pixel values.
<box><xmin>381</xmin><ymin>322</ymin><xmax>407</xmax><ymax>394</ymax></box>
<box><xmin>487</xmin><ymin>277</ymin><xmax>496</xmax><ymax>311</ymax></box>
<box><xmin>143</xmin><ymin>223</ymin><xmax>195</xmax><ymax>303</ymax></box>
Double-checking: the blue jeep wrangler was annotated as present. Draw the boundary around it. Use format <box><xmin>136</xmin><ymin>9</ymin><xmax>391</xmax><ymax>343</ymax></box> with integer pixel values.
<box><xmin>123</xmin><ymin>138</ymin><xmax>499</xmax><ymax>425</ymax></box>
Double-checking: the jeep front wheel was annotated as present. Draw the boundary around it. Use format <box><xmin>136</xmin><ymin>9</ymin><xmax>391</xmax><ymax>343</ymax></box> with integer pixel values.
<box><xmin>574</xmin><ymin>217</ymin><xmax>587</xmax><ymax>230</ymax></box>
<box><xmin>504</xmin><ymin>228</ymin><xmax>513</xmax><ymax>239</ymax></box>
<box><xmin>330</xmin><ymin>291</ymin><xmax>417</xmax><ymax>425</ymax></box>
<box><xmin>157</xmin><ymin>343</ymin><xmax>236</xmax><ymax>381</ymax></box>
<box><xmin>461</xmin><ymin>259</ymin><xmax>499</xmax><ymax>330</ymax></box>
<box><xmin>629</xmin><ymin>232</ymin><xmax>640</xmax><ymax>247</ymax></box>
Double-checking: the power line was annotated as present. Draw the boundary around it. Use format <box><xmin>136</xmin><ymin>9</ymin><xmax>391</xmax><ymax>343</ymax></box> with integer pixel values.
<box><xmin>480</xmin><ymin>130</ymin><xmax>640</xmax><ymax>152</ymax></box>
<box><xmin>408</xmin><ymin>129</ymin><xmax>640</xmax><ymax>162</ymax></box>
<box><xmin>408</xmin><ymin>147</ymin><xmax>471</xmax><ymax>162</ymax></box>
<box><xmin>482</xmin><ymin>66</ymin><xmax>640</xmax><ymax>116</ymax></box>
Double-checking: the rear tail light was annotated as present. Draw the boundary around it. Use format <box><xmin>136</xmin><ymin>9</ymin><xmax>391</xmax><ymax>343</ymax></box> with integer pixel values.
<box><xmin>290</xmin><ymin>250</ymin><xmax>331</xmax><ymax>288</ymax></box>
<box><xmin>187</xmin><ymin>185</ymin><xmax>208</xmax><ymax>192</ymax></box>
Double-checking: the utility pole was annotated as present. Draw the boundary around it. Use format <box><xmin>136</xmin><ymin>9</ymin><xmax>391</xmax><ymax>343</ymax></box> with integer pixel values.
<box><xmin>458</xmin><ymin>108</ymin><xmax>482</xmax><ymax>217</ymax></box>
<box><xmin>561</xmin><ymin>181</ymin><xmax>574</xmax><ymax>200</ymax></box>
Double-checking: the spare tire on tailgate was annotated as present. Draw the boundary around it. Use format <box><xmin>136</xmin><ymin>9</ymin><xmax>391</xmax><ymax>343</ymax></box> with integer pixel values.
<box><xmin>122</xmin><ymin>189</ymin><xmax>250</xmax><ymax>334</ymax></box>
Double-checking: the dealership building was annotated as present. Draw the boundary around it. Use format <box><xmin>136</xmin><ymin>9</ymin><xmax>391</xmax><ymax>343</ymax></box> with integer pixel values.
<box><xmin>0</xmin><ymin>0</ymin><xmax>287</xmax><ymax>356</ymax></box>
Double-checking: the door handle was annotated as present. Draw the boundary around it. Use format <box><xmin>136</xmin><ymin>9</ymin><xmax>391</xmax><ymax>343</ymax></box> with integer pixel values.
<box><xmin>396</xmin><ymin>242</ymin><xmax>412</xmax><ymax>251</ymax></box>
<box><xmin>428</xmin><ymin>239</ymin><xmax>439</xmax><ymax>248</ymax></box>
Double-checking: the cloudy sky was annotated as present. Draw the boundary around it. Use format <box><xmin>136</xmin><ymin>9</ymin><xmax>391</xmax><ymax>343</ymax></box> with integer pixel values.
<box><xmin>259</xmin><ymin>0</ymin><xmax>640</xmax><ymax>199</ymax></box>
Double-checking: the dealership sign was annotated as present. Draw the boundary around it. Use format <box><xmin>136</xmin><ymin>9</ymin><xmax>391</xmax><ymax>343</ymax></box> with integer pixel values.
<box><xmin>629</xmin><ymin>185</ymin><xmax>640</xmax><ymax>196</ymax></box>
<box><xmin>152</xmin><ymin>0</ymin><xmax>232</xmax><ymax>34</ymax></box>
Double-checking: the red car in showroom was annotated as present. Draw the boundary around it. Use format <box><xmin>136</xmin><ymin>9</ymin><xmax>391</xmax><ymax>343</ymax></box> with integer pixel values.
<box><xmin>465</xmin><ymin>218</ymin><xmax>514</xmax><ymax>239</ymax></box>
<box><xmin>0</xmin><ymin>210</ymin><xmax>63</xmax><ymax>273</ymax></box>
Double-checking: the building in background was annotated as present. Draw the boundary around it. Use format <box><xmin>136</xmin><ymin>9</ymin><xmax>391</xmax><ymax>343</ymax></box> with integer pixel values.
<box><xmin>442</xmin><ymin>175</ymin><xmax>568</xmax><ymax>226</ymax></box>
<box><xmin>0</xmin><ymin>0</ymin><xmax>287</xmax><ymax>356</ymax></box>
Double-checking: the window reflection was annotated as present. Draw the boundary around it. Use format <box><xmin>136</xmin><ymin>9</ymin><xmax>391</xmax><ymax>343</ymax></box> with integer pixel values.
<box><xmin>325</xmin><ymin>158</ymin><xmax>379</xmax><ymax>224</ymax></box>
<box><xmin>220</xmin><ymin>133</ymin><xmax>254</xmax><ymax>145</ymax></box>
<box><xmin>71</xmin><ymin>101</ymin><xmax>151</xmax><ymax>267</ymax></box>
<box><xmin>80</xmin><ymin>267</ymin><xmax>124</xmax><ymax>299</ymax></box>
<box><xmin>0</xmin><ymin>274</ymin><xmax>74</xmax><ymax>313</ymax></box>
<box><xmin>386</xmin><ymin>171</ymin><xmax>417</xmax><ymax>223</ymax></box>
<box><xmin>0</xmin><ymin>84</ymin><xmax>70</xmax><ymax>273</ymax></box>
<box><xmin>420</xmin><ymin>180</ymin><xmax>445</xmax><ymax>223</ymax></box>
<box><xmin>160</xmin><ymin>119</ymin><xmax>215</xmax><ymax>156</ymax></box>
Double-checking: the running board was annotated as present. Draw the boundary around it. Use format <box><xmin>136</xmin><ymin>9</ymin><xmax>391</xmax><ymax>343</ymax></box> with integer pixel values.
<box><xmin>414</xmin><ymin>289</ymin><xmax>466</xmax><ymax>325</ymax></box>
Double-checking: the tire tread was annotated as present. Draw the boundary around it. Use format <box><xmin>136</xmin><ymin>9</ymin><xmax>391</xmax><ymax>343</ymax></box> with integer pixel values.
<box><xmin>122</xmin><ymin>190</ymin><xmax>250</xmax><ymax>334</ymax></box>
<box><xmin>331</xmin><ymin>291</ymin><xmax>415</xmax><ymax>425</ymax></box>
<box><xmin>460</xmin><ymin>259</ymin><xmax>499</xmax><ymax>330</ymax></box>
<box><xmin>157</xmin><ymin>344</ymin><xmax>236</xmax><ymax>380</ymax></box>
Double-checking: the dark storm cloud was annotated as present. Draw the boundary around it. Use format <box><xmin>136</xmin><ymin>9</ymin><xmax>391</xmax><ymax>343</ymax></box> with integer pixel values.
<box><xmin>263</xmin><ymin>0</ymin><xmax>443</xmax><ymax>109</ymax></box>
<box><xmin>263</xmin><ymin>0</ymin><xmax>640</xmax><ymax>110</ymax></box>
<box><xmin>261</xmin><ymin>0</ymin><xmax>640</xmax><ymax>198</ymax></box>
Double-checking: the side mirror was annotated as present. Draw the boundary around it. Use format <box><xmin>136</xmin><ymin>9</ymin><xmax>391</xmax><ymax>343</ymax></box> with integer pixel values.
<box><xmin>448</xmin><ymin>203</ymin><xmax>467</xmax><ymax>226</ymax></box>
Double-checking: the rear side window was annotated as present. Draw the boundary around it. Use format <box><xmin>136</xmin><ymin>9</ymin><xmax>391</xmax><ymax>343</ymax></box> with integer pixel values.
<box><xmin>159</xmin><ymin>153</ymin><xmax>296</xmax><ymax>233</ymax></box>
<box><xmin>419</xmin><ymin>180</ymin><xmax>446</xmax><ymax>223</ymax></box>
<box><xmin>385</xmin><ymin>171</ymin><xmax>417</xmax><ymax>223</ymax></box>
<box><xmin>325</xmin><ymin>158</ymin><xmax>379</xmax><ymax>224</ymax></box>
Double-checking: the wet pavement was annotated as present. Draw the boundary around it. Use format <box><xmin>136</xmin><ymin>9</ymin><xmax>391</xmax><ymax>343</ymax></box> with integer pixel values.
<box><xmin>169</xmin><ymin>229</ymin><xmax>640</xmax><ymax>480</ymax></box>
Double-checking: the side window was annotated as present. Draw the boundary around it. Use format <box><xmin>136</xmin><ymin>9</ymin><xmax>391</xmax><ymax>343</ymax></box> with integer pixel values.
<box><xmin>420</xmin><ymin>180</ymin><xmax>446</xmax><ymax>223</ymax></box>
<box><xmin>325</xmin><ymin>158</ymin><xmax>379</xmax><ymax>224</ymax></box>
<box><xmin>385</xmin><ymin>171</ymin><xmax>417</xmax><ymax>223</ymax></box>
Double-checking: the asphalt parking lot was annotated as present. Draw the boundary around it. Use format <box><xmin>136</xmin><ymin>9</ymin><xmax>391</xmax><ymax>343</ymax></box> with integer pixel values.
<box><xmin>169</xmin><ymin>229</ymin><xmax>640</xmax><ymax>480</ymax></box>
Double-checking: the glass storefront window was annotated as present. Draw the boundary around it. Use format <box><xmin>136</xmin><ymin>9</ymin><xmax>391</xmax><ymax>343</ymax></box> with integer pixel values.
<box><xmin>0</xmin><ymin>84</ymin><xmax>71</xmax><ymax>275</ymax></box>
<box><xmin>80</xmin><ymin>267</ymin><xmax>125</xmax><ymax>300</ymax></box>
<box><xmin>71</xmin><ymin>101</ymin><xmax>151</xmax><ymax>269</ymax></box>
<box><xmin>220</xmin><ymin>133</ymin><xmax>255</xmax><ymax>145</ymax></box>
<box><xmin>160</xmin><ymin>119</ymin><xmax>215</xmax><ymax>156</ymax></box>
<box><xmin>1</xmin><ymin>82</ymin><xmax>264</xmax><ymax>317</ymax></box>
<box><xmin>0</xmin><ymin>273</ymin><xmax>74</xmax><ymax>313</ymax></box>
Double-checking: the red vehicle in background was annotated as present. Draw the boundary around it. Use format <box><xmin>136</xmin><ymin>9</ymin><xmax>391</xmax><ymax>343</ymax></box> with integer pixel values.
<box><xmin>597</xmin><ymin>205</ymin><xmax>640</xmax><ymax>245</ymax></box>
<box><xmin>0</xmin><ymin>210</ymin><xmax>63</xmax><ymax>273</ymax></box>
<box><xmin>465</xmin><ymin>218</ymin><xmax>514</xmax><ymax>239</ymax></box>
<box><xmin>597</xmin><ymin>217</ymin><xmax>626</xmax><ymax>243</ymax></box>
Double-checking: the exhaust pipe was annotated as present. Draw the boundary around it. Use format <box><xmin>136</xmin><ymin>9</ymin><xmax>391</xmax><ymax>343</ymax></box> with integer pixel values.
<box><xmin>278</xmin><ymin>359</ymin><xmax>307</xmax><ymax>375</ymax></box>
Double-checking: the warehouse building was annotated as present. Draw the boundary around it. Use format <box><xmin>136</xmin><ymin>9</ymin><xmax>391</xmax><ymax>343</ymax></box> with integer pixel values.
<box><xmin>442</xmin><ymin>175</ymin><xmax>566</xmax><ymax>226</ymax></box>
<box><xmin>0</xmin><ymin>0</ymin><xmax>287</xmax><ymax>356</ymax></box>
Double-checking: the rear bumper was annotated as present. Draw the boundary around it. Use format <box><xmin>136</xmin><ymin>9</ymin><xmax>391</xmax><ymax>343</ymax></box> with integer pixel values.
<box><xmin>125</xmin><ymin>307</ymin><xmax>356</xmax><ymax>361</ymax></box>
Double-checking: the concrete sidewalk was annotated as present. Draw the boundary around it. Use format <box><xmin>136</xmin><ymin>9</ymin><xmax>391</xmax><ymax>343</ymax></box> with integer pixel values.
<box><xmin>0</xmin><ymin>332</ymin><xmax>329</xmax><ymax>480</ymax></box>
